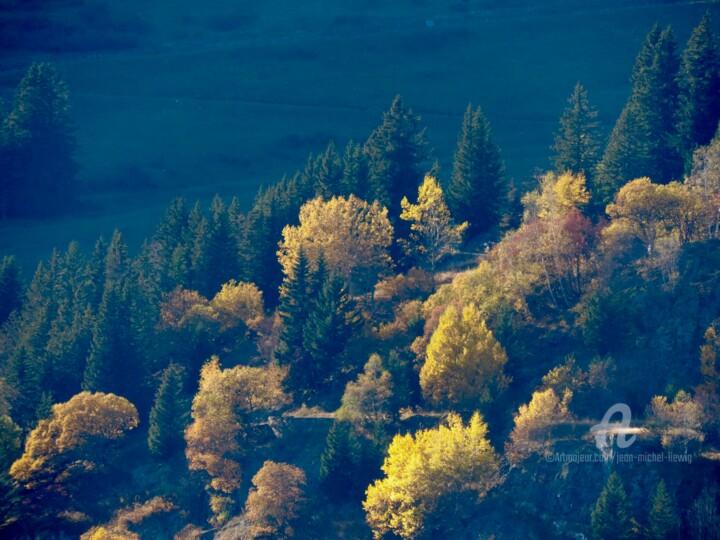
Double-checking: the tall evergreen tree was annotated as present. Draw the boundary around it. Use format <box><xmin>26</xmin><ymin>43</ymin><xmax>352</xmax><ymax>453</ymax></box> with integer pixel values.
<box><xmin>275</xmin><ymin>248</ymin><xmax>312</xmax><ymax>381</ymax></box>
<box><xmin>591</xmin><ymin>472</ymin><xmax>635</xmax><ymax>540</ymax></box>
<box><xmin>301</xmin><ymin>273</ymin><xmax>362</xmax><ymax>392</ymax></box>
<box><xmin>595</xmin><ymin>25</ymin><xmax>682</xmax><ymax>208</ymax></box>
<box><xmin>148</xmin><ymin>363</ymin><xmax>189</xmax><ymax>457</ymax></box>
<box><xmin>364</xmin><ymin>95</ymin><xmax>428</xmax><ymax>219</ymax></box>
<box><xmin>0</xmin><ymin>62</ymin><xmax>77</xmax><ymax>217</ymax></box>
<box><xmin>0</xmin><ymin>256</ymin><xmax>23</xmax><ymax>325</ymax></box>
<box><xmin>448</xmin><ymin>104</ymin><xmax>505</xmax><ymax>234</ymax></box>
<box><xmin>319</xmin><ymin>420</ymin><xmax>362</xmax><ymax>497</ymax></box>
<box><xmin>203</xmin><ymin>195</ymin><xmax>240</xmax><ymax>296</ymax></box>
<box><xmin>342</xmin><ymin>140</ymin><xmax>370</xmax><ymax>199</ymax></box>
<box><xmin>677</xmin><ymin>13</ymin><xmax>720</xmax><ymax>168</ymax></box>
<box><xmin>648</xmin><ymin>479</ymin><xmax>678</xmax><ymax>540</ymax></box>
<box><xmin>551</xmin><ymin>83</ymin><xmax>602</xmax><ymax>177</ymax></box>
<box><xmin>304</xmin><ymin>141</ymin><xmax>343</xmax><ymax>199</ymax></box>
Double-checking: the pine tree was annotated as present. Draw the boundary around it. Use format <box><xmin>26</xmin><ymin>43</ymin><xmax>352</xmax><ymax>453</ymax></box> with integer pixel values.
<box><xmin>677</xmin><ymin>13</ymin><xmax>720</xmax><ymax>168</ymax></box>
<box><xmin>302</xmin><ymin>274</ymin><xmax>362</xmax><ymax>392</ymax></box>
<box><xmin>275</xmin><ymin>249</ymin><xmax>310</xmax><ymax>388</ymax></box>
<box><xmin>304</xmin><ymin>141</ymin><xmax>343</xmax><ymax>199</ymax></box>
<box><xmin>591</xmin><ymin>472</ymin><xmax>635</xmax><ymax>540</ymax></box>
<box><xmin>1</xmin><ymin>62</ymin><xmax>77</xmax><ymax>217</ymax></box>
<box><xmin>342</xmin><ymin>140</ymin><xmax>370</xmax><ymax>199</ymax></box>
<box><xmin>203</xmin><ymin>195</ymin><xmax>240</xmax><ymax>296</ymax></box>
<box><xmin>148</xmin><ymin>363</ymin><xmax>189</xmax><ymax>457</ymax></box>
<box><xmin>595</xmin><ymin>25</ymin><xmax>682</xmax><ymax>208</ymax></box>
<box><xmin>551</xmin><ymin>83</ymin><xmax>602</xmax><ymax>177</ymax></box>
<box><xmin>364</xmin><ymin>95</ymin><xmax>428</xmax><ymax>218</ymax></box>
<box><xmin>0</xmin><ymin>255</ymin><xmax>23</xmax><ymax>325</ymax></box>
<box><xmin>448</xmin><ymin>104</ymin><xmax>505</xmax><ymax>234</ymax></box>
<box><xmin>648</xmin><ymin>479</ymin><xmax>678</xmax><ymax>540</ymax></box>
<box><xmin>319</xmin><ymin>420</ymin><xmax>362</xmax><ymax>497</ymax></box>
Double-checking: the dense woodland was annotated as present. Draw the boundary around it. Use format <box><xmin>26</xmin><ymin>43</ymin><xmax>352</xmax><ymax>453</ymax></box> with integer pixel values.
<box><xmin>2</xmin><ymin>13</ymin><xmax>720</xmax><ymax>540</ymax></box>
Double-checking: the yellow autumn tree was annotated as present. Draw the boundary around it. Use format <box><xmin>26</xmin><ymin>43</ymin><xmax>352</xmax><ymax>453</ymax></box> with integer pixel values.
<box><xmin>244</xmin><ymin>461</ymin><xmax>306</xmax><ymax>539</ymax></box>
<box><xmin>420</xmin><ymin>303</ymin><xmax>508</xmax><ymax>412</ymax></box>
<box><xmin>505</xmin><ymin>388</ymin><xmax>573</xmax><ymax>465</ymax></box>
<box><xmin>277</xmin><ymin>195</ymin><xmax>393</xmax><ymax>293</ymax></box>
<box><xmin>399</xmin><ymin>174</ymin><xmax>468</xmax><ymax>275</ymax></box>
<box><xmin>522</xmin><ymin>171</ymin><xmax>590</xmax><ymax>221</ymax></box>
<box><xmin>648</xmin><ymin>391</ymin><xmax>705</xmax><ymax>451</ymax></box>
<box><xmin>11</xmin><ymin>392</ymin><xmax>138</xmax><ymax>486</ymax></box>
<box><xmin>209</xmin><ymin>280</ymin><xmax>264</xmax><ymax>331</ymax></box>
<box><xmin>364</xmin><ymin>412</ymin><xmax>500</xmax><ymax>539</ymax></box>
<box><xmin>184</xmin><ymin>357</ymin><xmax>289</xmax><ymax>526</ymax></box>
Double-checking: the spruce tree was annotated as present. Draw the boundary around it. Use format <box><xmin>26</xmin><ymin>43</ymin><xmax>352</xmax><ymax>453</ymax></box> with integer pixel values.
<box><xmin>342</xmin><ymin>140</ymin><xmax>370</xmax><ymax>199</ymax></box>
<box><xmin>275</xmin><ymin>248</ymin><xmax>312</xmax><ymax>390</ymax></box>
<box><xmin>551</xmin><ymin>83</ymin><xmax>602</xmax><ymax>177</ymax></box>
<box><xmin>448</xmin><ymin>104</ymin><xmax>505</xmax><ymax>234</ymax></box>
<box><xmin>591</xmin><ymin>472</ymin><xmax>635</xmax><ymax>540</ymax></box>
<box><xmin>305</xmin><ymin>141</ymin><xmax>343</xmax><ymax>199</ymax></box>
<box><xmin>648</xmin><ymin>479</ymin><xmax>677</xmax><ymax>540</ymax></box>
<box><xmin>595</xmin><ymin>25</ymin><xmax>682</xmax><ymax>208</ymax></box>
<box><xmin>203</xmin><ymin>195</ymin><xmax>240</xmax><ymax>296</ymax></box>
<box><xmin>364</xmin><ymin>95</ymin><xmax>428</xmax><ymax>219</ymax></box>
<box><xmin>0</xmin><ymin>256</ymin><xmax>23</xmax><ymax>325</ymax></box>
<box><xmin>302</xmin><ymin>273</ymin><xmax>362</xmax><ymax>392</ymax></box>
<box><xmin>148</xmin><ymin>363</ymin><xmax>189</xmax><ymax>457</ymax></box>
<box><xmin>1</xmin><ymin>62</ymin><xmax>77</xmax><ymax>217</ymax></box>
<box><xmin>319</xmin><ymin>420</ymin><xmax>362</xmax><ymax>497</ymax></box>
<box><xmin>677</xmin><ymin>13</ymin><xmax>720</xmax><ymax>168</ymax></box>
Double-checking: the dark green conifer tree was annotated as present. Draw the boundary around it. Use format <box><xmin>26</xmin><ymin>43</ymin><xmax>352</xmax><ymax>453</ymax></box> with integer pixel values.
<box><xmin>148</xmin><ymin>363</ymin><xmax>189</xmax><ymax>457</ymax></box>
<box><xmin>275</xmin><ymin>248</ymin><xmax>312</xmax><ymax>389</ymax></box>
<box><xmin>302</xmin><ymin>274</ymin><xmax>362</xmax><ymax>392</ymax></box>
<box><xmin>591</xmin><ymin>472</ymin><xmax>635</xmax><ymax>540</ymax></box>
<box><xmin>677</xmin><ymin>13</ymin><xmax>720</xmax><ymax>168</ymax></box>
<box><xmin>87</xmin><ymin>236</ymin><xmax>107</xmax><ymax>309</ymax></box>
<box><xmin>0</xmin><ymin>415</ymin><xmax>21</xmax><ymax>535</ymax></box>
<box><xmin>1</xmin><ymin>62</ymin><xmax>77</xmax><ymax>217</ymax></box>
<box><xmin>448</xmin><ymin>104</ymin><xmax>505</xmax><ymax>234</ymax></box>
<box><xmin>319</xmin><ymin>420</ymin><xmax>362</xmax><ymax>497</ymax></box>
<box><xmin>595</xmin><ymin>25</ymin><xmax>682</xmax><ymax>207</ymax></box>
<box><xmin>551</xmin><ymin>83</ymin><xmax>602</xmax><ymax>176</ymax></box>
<box><xmin>304</xmin><ymin>141</ymin><xmax>343</xmax><ymax>199</ymax></box>
<box><xmin>648</xmin><ymin>479</ymin><xmax>678</xmax><ymax>540</ymax></box>
<box><xmin>364</xmin><ymin>95</ymin><xmax>428</xmax><ymax>218</ymax></box>
<box><xmin>0</xmin><ymin>256</ymin><xmax>23</xmax><ymax>325</ymax></box>
<box><xmin>342</xmin><ymin>140</ymin><xmax>370</xmax><ymax>199</ymax></box>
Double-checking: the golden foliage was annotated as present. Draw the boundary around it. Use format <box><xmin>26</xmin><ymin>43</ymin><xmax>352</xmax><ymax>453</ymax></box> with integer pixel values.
<box><xmin>185</xmin><ymin>357</ymin><xmax>290</xmax><ymax>495</ymax></box>
<box><xmin>420</xmin><ymin>304</ymin><xmax>508</xmax><ymax>411</ymax></box>
<box><xmin>523</xmin><ymin>171</ymin><xmax>590</xmax><ymax>221</ymax></box>
<box><xmin>363</xmin><ymin>412</ymin><xmax>500</xmax><ymax>539</ymax></box>
<box><xmin>209</xmin><ymin>280</ymin><xmax>264</xmax><ymax>331</ymax></box>
<box><xmin>399</xmin><ymin>175</ymin><xmax>468</xmax><ymax>271</ymax></box>
<box><xmin>649</xmin><ymin>391</ymin><xmax>705</xmax><ymax>450</ymax></box>
<box><xmin>244</xmin><ymin>461</ymin><xmax>306</xmax><ymax>539</ymax></box>
<box><xmin>505</xmin><ymin>388</ymin><xmax>572</xmax><ymax>465</ymax></box>
<box><xmin>10</xmin><ymin>392</ymin><xmax>138</xmax><ymax>485</ymax></box>
<box><xmin>80</xmin><ymin>497</ymin><xmax>175</xmax><ymax>540</ymax></box>
<box><xmin>278</xmin><ymin>195</ymin><xmax>393</xmax><ymax>292</ymax></box>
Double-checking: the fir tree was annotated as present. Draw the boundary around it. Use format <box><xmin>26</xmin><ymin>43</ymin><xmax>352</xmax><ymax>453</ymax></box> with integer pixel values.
<box><xmin>1</xmin><ymin>62</ymin><xmax>77</xmax><ymax>217</ymax></box>
<box><xmin>148</xmin><ymin>363</ymin><xmax>189</xmax><ymax>457</ymax></box>
<box><xmin>448</xmin><ymin>104</ymin><xmax>505</xmax><ymax>234</ymax></box>
<box><xmin>551</xmin><ymin>83</ymin><xmax>602</xmax><ymax>177</ymax></box>
<box><xmin>305</xmin><ymin>141</ymin><xmax>343</xmax><ymax>199</ymax></box>
<box><xmin>677</xmin><ymin>13</ymin><xmax>720</xmax><ymax>168</ymax></box>
<box><xmin>595</xmin><ymin>25</ymin><xmax>682</xmax><ymax>208</ymax></box>
<box><xmin>0</xmin><ymin>255</ymin><xmax>23</xmax><ymax>325</ymax></box>
<box><xmin>591</xmin><ymin>472</ymin><xmax>635</xmax><ymax>540</ymax></box>
<box><xmin>648</xmin><ymin>479</ymin><xmax>678</xmax><ymax>540</ymax></box>
<box><xmin>364</xmin><ymin>95</ymin><xmax>428</xmax><ymax>218</ymax></box>
<box><xmin>202</xmin><ymin>195</ymin><xmax>240</xmax><ymax>296</ymax></box>
<box><xmin>275</xmin><ymin>248</ymin><xmax>314</xmax><ymax>396</ymax></box>
<box><xmin>342</xmin><ymin>140</ymin><xmax>370</xmax><ymax>199</ymax></box>
<box><xmin>302</xmin><ymin>273</ymin><xmax>362</xmax><ymax>392</ymax></box>
<box><xmin>319</xmin><ymin>420</ymin><xmax>362</xmax><ymax>497</ymax></box>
